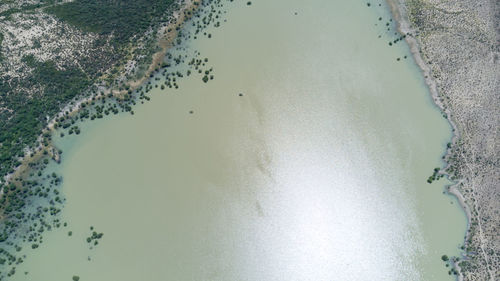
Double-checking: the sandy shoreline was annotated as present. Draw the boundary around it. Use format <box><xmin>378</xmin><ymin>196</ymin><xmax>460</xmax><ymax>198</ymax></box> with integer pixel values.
<box><xmin>386</xmin><ymin>0</ymin><xmax>470</xmax><ymax>279</ymax></box>
<box><xmin>3</xmin><ymin>0</ymin><xmax>198</xmax><ymax>188</ymax></box>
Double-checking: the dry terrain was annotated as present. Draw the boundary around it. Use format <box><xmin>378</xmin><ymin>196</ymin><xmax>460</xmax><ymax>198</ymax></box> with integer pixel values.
<box><xmin>388</xmin><ymin>0</ymin><xmax>499</xmax><ymax>280</ymax></box>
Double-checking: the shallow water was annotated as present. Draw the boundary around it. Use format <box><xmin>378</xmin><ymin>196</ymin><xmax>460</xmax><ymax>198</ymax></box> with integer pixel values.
<box><xmin>11</xmin><ymin>0</ymin><xmax>465</xmax><ymax>280</ymax></box>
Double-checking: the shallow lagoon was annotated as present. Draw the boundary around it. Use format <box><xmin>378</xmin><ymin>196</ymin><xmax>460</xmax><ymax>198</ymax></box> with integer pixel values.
<box><xmin>12</xmin><ymin>0</ymin><xmax>465</xmax><ymax>280</ymax></box>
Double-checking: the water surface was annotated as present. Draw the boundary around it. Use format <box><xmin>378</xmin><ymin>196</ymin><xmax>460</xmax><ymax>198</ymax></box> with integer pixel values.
<box><xmin>12</xmin><ymin>1</ymin><xmax>465</xmax><ymax>280</ymax></box>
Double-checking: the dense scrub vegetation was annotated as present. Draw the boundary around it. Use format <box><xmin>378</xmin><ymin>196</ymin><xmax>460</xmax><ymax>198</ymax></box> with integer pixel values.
<box><xmin>0</xmin><ymin>1</ymin><xmax>236</xmax><ymax>277</ymax></box>
<box><xmin>0</xmin><ymin>58</ymin><xmax>92</xmax><ymax>179</ymax></box>
<box><xmin>0</xmin><ymin>0</ymin><xmax>177</xmax><ymax>197</ymax></box>
<box><xmin>0</xmin><ymin>1</ymin><xmax>181</xmax><ymax>277</ymax></box>
<box><xmin>46</xmin><ymin>0</ymin><xmax>175</xmax><ymax>47</ymax></box>
<box><xmin>0</xmin><ymin>33</ymin><xmax>3</xmax><ymax>61</ymax></box>
<box><xmin>0</xmin><ymin>1</ymin><xmax>50</xmax><ymax>18</ymax></box>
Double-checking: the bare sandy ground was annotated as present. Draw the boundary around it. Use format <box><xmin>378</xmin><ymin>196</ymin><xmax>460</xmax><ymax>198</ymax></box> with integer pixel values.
<box><xmin>387</xmin><ymin>0</ymin><xmax>499</xmax><ymax>280</ymax></box>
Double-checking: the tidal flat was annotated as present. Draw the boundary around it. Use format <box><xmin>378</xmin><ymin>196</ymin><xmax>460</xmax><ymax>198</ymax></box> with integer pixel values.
<box><xmin>8</xmin><ymin>0</ymin><xmax>466</xmax><ymax>280</ymax></box>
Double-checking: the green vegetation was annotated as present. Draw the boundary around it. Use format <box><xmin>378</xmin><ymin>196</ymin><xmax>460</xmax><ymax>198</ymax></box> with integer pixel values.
<box><xmin>0</xmin><ymin>4</ymin><xmax>180</xmax><ymax>275</ymax></box>
<box><xmin>0</xmin><ymin>0</ymin><xmax>230</xmax><ymax>277</ymax></box>
<box><xmin>0</xmin><ymin>32</ymin><xmax>3</xmax><ymax>61</ymax></box>
<box><xmin>0</xmin><ymin>2</ymin><xmax>52</xmax><ymax>19</ymax></box>
<box><xmin>86</xmin><ymin>228</ymin><xmax>104</xmax><ymax>248</ymax></box>
<box><xmin>427</xmin><ymin>167</ymin><xmax>444</xmax><ymax>183</ymax></box>
<box><xmin>1</xmin><ymin>0</ymin><xmax>178</xmax><ymax>195</ymax></box>
<box><xmin>46</xmin><ymin>0</ymin><xmax>175</xmax><ymax>47</ymax></box>
<box><xmin>0</xmin><ymin>58</ymin><xmax>91</xmax><ymax>181</ymax></box>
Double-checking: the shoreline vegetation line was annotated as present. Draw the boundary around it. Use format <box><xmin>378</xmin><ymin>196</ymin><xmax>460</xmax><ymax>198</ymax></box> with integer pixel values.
<box><xmin>2</xmin><ymin>0</ymin><xmax>199</xmax><ymax>195</ymax></box>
